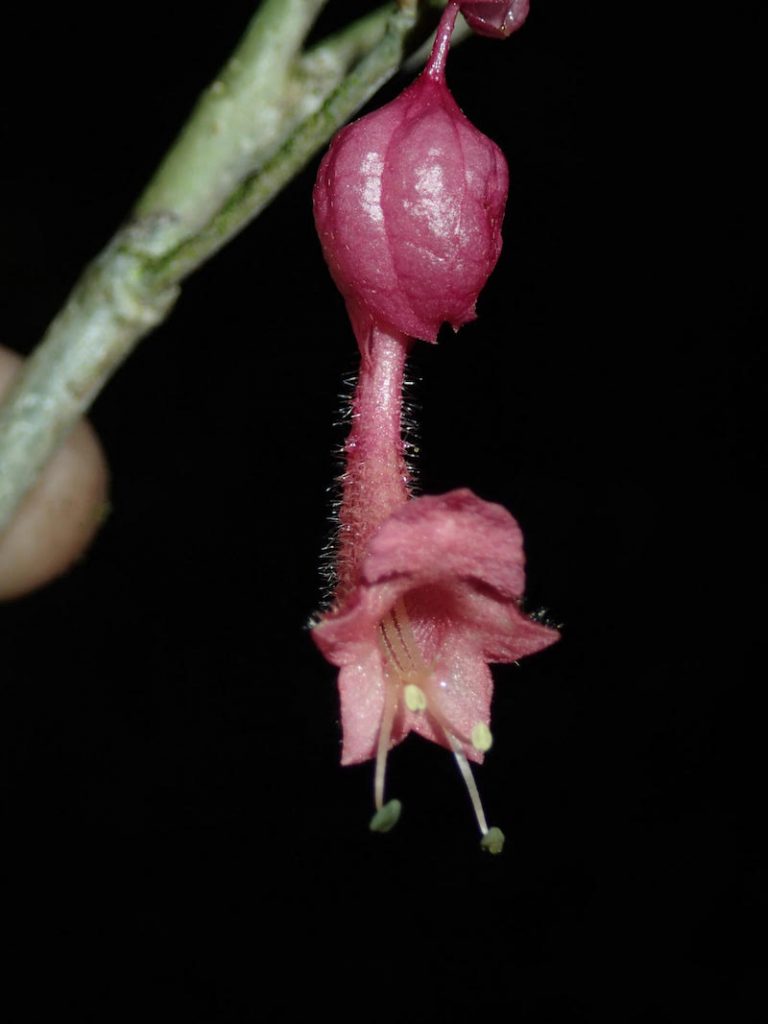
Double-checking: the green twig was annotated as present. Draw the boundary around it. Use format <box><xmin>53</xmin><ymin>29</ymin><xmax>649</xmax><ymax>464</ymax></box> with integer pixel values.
<box><xmin>0</xmin><ymin>1</ymin><xmax>452</xmax><ymax>534</ymax></box>
<box><xmin>146</xmin><ymin>4</ymin><xmax>425</xmax><ymax>288</ymax></box>
<box><xmin>134</xmin><ymin>0</ymin><xmax>330</xmax><ymax>254</ymax></box>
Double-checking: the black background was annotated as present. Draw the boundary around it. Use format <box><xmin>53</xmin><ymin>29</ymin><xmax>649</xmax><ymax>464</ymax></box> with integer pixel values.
<box><xmin>1</xmin><ymin>1</ymin><xmax>763</xmax><ymax>1019</ymax></box>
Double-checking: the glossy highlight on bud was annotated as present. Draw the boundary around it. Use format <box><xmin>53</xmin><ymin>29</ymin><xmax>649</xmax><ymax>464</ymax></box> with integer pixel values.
<box><xmin>313</xmin><ymin>2</ymin><xmax>508</xmax><ymax>348</ymax></box>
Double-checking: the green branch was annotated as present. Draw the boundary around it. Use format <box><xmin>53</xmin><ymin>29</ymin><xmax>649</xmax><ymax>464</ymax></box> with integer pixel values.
<box><xmin>0</xmin><ymin>1</ymin><xmax>454</xmax><ymax>533</ymax></box>
<box><xmin>146</xmin><ymin>3</ymin><xmax>427</xmax><ymax>288</ymax></box>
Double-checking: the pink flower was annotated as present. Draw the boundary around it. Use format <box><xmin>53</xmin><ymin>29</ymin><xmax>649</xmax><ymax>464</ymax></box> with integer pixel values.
<box><xmin>313</xmin><ymin>487</ymin><xmax>559</xmax><ymax>767</ymax></box>
<box><xmin>311</xmin><ymin>327</ymin><xmax>558</xmax><ymax>849</ymax></box>
<box><xmin>311</xmin><ymin>4</ymin><xmax>554</xmax><ymax>850</ymax></box>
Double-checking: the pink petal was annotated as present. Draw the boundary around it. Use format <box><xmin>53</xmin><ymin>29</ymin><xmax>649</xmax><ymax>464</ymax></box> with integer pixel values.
<box><xmin>362</xmin><ymin>489</ymin><xmax>527</xmax><ymax>600</ymax></box>
<box><xmin>337</xmin><ymin>647</ymin><xmax>386</xmax><ymax>766</ymax></box>
<box><xmin>336</xmin><ymin>643</ymin><xmax>426</xmax><ymax>765</ymax></box>
<box><xmin>408</xmin><ymin>635</ymin><xmax>495</xmax><ymax>764</ymax></box>
<box><xmin>405</xmin><ymin>576</ymin><xmax>558</xmax><ymax>669</ymax></box>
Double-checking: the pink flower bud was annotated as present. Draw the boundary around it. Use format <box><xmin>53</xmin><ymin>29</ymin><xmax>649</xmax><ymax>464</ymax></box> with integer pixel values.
<box><xmin>460</xmin><ymin>1</ymin><xmax>530</xmax><ymax>39</ymax></box>
<box><xmin>313</xmin><ymin>3</ymin><xmax>508</xmax><ymax>347</ymax></box>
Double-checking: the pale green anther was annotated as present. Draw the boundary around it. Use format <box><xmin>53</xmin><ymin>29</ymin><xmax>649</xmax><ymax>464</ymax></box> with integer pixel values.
<box><xmin>471</xmin><ymin>722</ymin><xmax>493</xmax><ymax>752</ymax></box>
<box><xmin>480</xmin><ymin>826</ymin><xmax>505</xmax><ymax>855</ymax></box>
<box><xmin>404</xmin><ymin>683</ymin><xmax>428</xmax><ymax>711</ymax></box>
<box><xmin>369</xmin><ymin>799</ymin><xmax>402</xmax><ymax>833</ymax></box>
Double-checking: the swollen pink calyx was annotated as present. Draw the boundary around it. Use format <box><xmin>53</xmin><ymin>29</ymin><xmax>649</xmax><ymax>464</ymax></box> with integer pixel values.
<box><xmin>313</xmin><ymin>2</ymin><xmax>509</xmax><ymax>349</ymax></box>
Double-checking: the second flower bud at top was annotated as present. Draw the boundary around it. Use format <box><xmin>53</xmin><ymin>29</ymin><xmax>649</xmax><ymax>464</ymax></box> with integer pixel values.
<box><xmin>313</xmin><ymin>3</ymin><xmax>508</xmax><ymax>348</ymax></box>
<box><xmin>460</xmin><ymin>1</ymin><xmax>530</xmax><ymax>39</ymax></box>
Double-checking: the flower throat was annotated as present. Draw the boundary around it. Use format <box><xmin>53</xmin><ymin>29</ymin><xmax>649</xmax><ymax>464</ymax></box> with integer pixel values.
<box><xmin>372</xmin><ymin>597</ymin><xmax>505</xmax><ymax>855</ymax></box>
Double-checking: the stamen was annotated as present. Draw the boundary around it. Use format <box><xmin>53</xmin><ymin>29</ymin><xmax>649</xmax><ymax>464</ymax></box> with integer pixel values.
<box><xmin>390</xmin><ymin>598</ymin><xmax>427</xmax><ymax>673</ymax></box>
<box><xmin>444</xmin><ymin>725</ymin><xmax>505</xmax><ymax>852</ymax></box>
<box><xmin>480</xmin><ymin>827</ymin><xmax>506</xmax><ymax>855</ymax></box>
<box><xmin>375</xmin><ymin>598</ymin><xmax>505</xmax><ymax>850</ymax></box>
<box><xmin>374</xmin><ymin>679</ymin><xmax>399</xmax><ymax>812</ymax></box>
<box><xmin>379</xmin><ymin>618</ymin><xmax>407</xmax><ymax>674</ymax></box>
<box><xmin>404</xmin><ymin>683</ymin><xmax>428</xmax><ymax>711</ymax></box>
<box><xmin>389</xmin><ymin>600</ymin><xmax>414</xmax><ymax>660</ymax></box>
<box><xmin>445</xmin><ymin>729</ymin><xmax>491</xmax><ymax>835</ymax></box>
<box><xmin>370</xmin><ymin>799</ymin><xmax>402</xmax><ymax>833</ymax></box>
<box><xmin>471</xmin><ymin>722</ymin><xmax>493</xmax><ymax>752</ymax></box>
<box><xmin>381</xmin><ymin>598</ymin><xmax>425</xmax><ymax>680</ymax></box>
